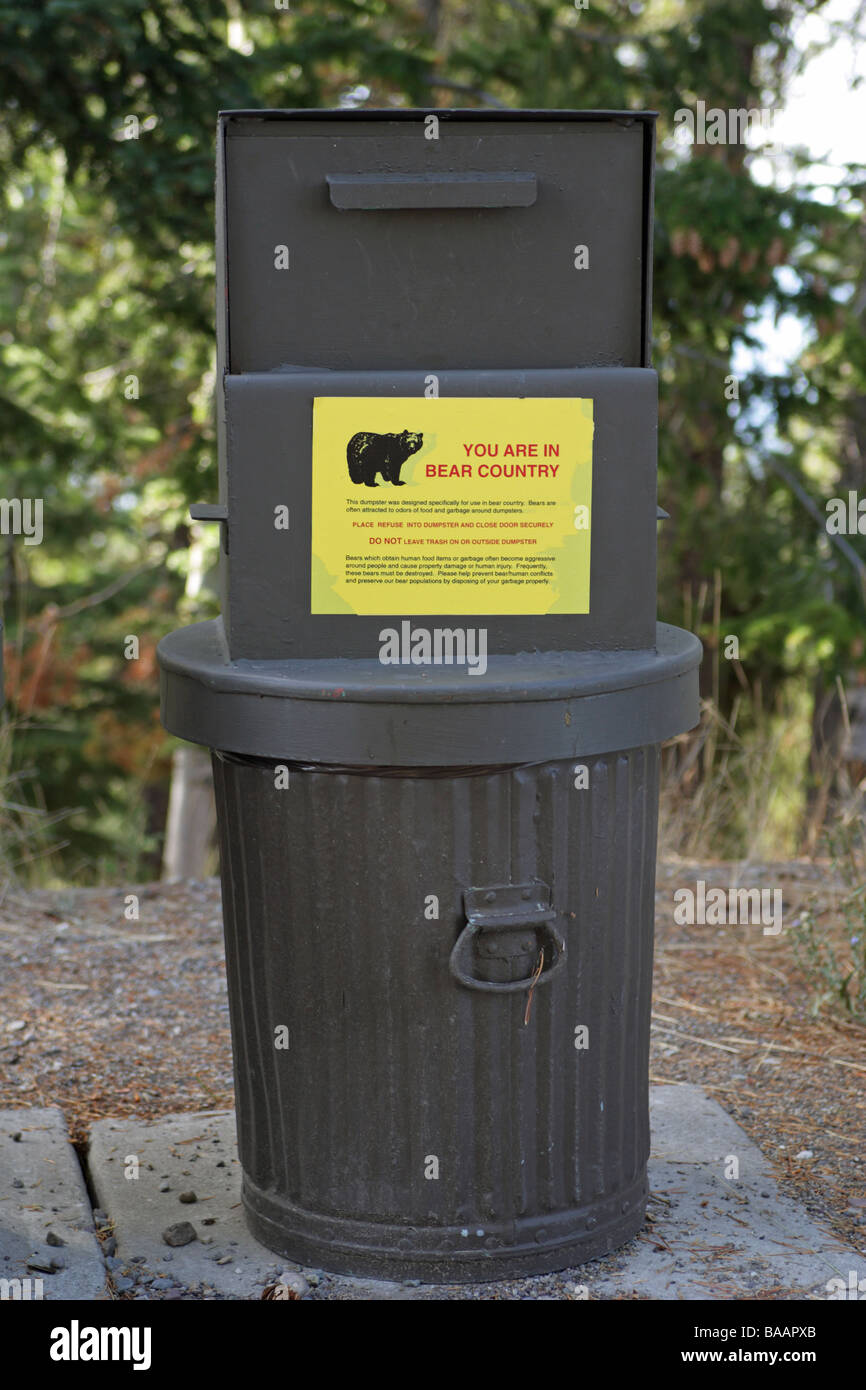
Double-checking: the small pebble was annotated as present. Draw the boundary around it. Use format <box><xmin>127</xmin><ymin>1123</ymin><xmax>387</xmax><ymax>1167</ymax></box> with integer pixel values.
<box><xmin>179</xmin><ymin>1191</ymin><xmax>197</xmax><ymax>1204</ymax></box>
<box><xmin>264</xmin><ymin>1272</ymin><xmax>309</xmax><ymax>1299</ymax></box>
<box><xmin>46</xmin><ymin>1231</ymin><xmax>65</xmax><ymax>1247</ymax></box>
<box><xmin>280</xmin><ymin>1272</ymin><xmax>309</xmax><ymax>1298</ymax></box>
<box><xmin>162</xmin><ymin>1221</ymin><xmax>197</xmax><ymax>1248</ymax></box>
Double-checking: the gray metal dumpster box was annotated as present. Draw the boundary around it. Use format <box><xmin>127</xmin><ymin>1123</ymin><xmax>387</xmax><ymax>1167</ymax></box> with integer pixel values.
<box><xmin>222</xmin><ymin>112</ymin><xmax>652</xmax><ymax>375</ymax></box>
<box><xmin>158</xmin><ymin>109</ymin><xmax>701</xmax><ymax>1282</ymax></box>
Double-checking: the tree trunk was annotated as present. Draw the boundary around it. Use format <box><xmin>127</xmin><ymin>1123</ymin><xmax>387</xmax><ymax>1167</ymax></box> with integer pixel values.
<box><xmin>161</xmin><ymin>522</ymin><xmax>216</xmax><ymax>879</ymax></box>
<box><xmin>162</xmin><ymin>744</ymin><xmax>217</xmax><ymax>880</ymax></box>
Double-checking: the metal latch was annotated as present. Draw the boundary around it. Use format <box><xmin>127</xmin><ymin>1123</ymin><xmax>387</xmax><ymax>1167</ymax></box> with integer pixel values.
<box><xmin>449</xmin><ymin>881</ymin><xmax>566</xmax><ymax>994</ymax></box>
<box><xmin>189</xmin><ymin>502</ymin><xmax>229</xmax><ymax>554</ymax></box>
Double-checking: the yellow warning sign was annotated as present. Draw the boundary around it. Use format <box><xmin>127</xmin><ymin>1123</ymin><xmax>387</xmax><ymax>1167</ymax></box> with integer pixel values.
<box><xmin>310</xmin><ymin>397</ymin><xmax>594</xmax><ymax>615</ymax></box>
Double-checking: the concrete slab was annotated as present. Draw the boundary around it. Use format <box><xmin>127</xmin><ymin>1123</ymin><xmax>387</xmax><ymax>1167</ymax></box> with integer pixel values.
<box><xmin>0</xmin><ymin>1107</ymin><xmax>108</xmax><ymax>1300</ymax></box>
<box><xmin>587</xmin><ymin>1083</ymin><xmax>866</xmax><ymax>1301</ymax></box>
<box><xmin>87</xmin><ymin>1110</ymin><xmax>291</xmax><ymax>1299</ymax></box>
<box><xmin>87</xmin><ymin>1087</ymin><xmax>866</xmax><ymax>1300</ymax></box>
<box><xmin>651</xmin><ymin>1080</ymin><xmax>775</xmax><ymax>1171</ymax></box>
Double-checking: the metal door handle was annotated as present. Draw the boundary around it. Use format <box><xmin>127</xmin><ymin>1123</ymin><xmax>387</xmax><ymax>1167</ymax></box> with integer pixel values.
<box><xmin>326</xmin><ymin>172</ymin><xmax>537</xmax><ymax>211</ymax></box>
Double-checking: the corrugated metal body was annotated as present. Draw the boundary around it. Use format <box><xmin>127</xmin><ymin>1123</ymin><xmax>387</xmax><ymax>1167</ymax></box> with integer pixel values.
<box><xmin>212</xmin><ymin>744</ymin><xmax>659</xmax><ymax>1281</ymax></box>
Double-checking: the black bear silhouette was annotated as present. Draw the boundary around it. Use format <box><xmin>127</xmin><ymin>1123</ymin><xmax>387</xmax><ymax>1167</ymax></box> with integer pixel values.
<box><xmin>347</xmin><ymin>429</ymin><xmax>424</xmax><ymax>487</ymax></box>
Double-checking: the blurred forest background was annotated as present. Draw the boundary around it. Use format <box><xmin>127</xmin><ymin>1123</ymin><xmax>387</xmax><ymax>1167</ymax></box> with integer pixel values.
<box><xmin>1</xmin><ymin>0</ymin><xmax>866</xmax><ymax>886</ymax></box>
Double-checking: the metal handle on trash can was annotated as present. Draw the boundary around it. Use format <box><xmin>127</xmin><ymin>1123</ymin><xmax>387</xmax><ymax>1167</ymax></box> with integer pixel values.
<box><xmin>450</xmin><ymin>882</ymin><xmax>566</xmax><ymax>994</ymax></box>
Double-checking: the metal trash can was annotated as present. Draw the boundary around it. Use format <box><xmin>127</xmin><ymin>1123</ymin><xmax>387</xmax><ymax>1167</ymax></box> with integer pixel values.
<box><xmin>158</xmin><ymin>108</ymin><xmax>701</xmax><ymax>1282</ymax></box>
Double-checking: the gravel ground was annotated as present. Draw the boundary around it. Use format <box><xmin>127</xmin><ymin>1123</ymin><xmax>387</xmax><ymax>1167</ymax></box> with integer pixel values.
<box><xmin>1</xmin><ymin>860</ymin><xmax>864</xmax><ymax>1299</ymax></box>
<box><xmin>651</xmin><ymin>858</ymin><xmax>866</xmax><ymax>1251</ymax></box>
<box><xmin>0</xmin><ymin>879</ymin><xmax>234</xmax><ymax>1136</ymax></box>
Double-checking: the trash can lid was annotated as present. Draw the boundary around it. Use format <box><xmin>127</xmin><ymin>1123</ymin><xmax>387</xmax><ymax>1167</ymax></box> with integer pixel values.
<box><xmin>158</xmin><ymin>619</ymin><xmax>701</xmax><ymax>766</ymax></box>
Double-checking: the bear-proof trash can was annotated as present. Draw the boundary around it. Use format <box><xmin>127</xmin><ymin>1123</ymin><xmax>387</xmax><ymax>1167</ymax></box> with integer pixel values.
<box><xmin>158</xmin><ymin>108</ymin><xmax>701</xmax><ymax>1282</ymax></box>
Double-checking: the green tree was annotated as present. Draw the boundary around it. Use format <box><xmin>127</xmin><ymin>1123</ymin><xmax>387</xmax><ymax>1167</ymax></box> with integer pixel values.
<box><xmin>1</xmin><ymin>0</ymin><xmax>864</xmax><ymax>876</ymax></box>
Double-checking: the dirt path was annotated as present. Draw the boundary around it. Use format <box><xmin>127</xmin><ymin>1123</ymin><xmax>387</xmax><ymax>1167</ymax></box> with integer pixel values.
<box><xmin>1</xmin><ymin>862</ymin><xmax>864</xmax><ymax>1251</ymax></box>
